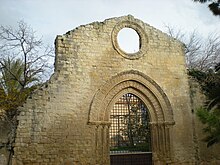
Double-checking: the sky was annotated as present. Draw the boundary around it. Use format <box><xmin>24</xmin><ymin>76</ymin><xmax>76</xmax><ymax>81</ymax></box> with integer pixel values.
<box><xmin>0</xmin><ymin>0</ymin><xmax>220</xmax><ymax>48</ymax></box>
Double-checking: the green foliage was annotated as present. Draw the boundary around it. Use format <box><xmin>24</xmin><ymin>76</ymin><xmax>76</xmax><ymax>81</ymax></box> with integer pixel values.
<box><xmin>122</xmin><ymin>111</ymin><xmax>150</xmax><ymax>147</ymax></box>
<box><xmin>0</xmin><ymin>20</ymin><xmax>53</xmax><ymax>121</ymax></box>
<box><xmin>0</xmin><ymin>58</ymin><xmax>24</xmax><ymax>93</ymax></box>
<box><xmin>0</xmin><ymin>21</ymin><xmax>53</xmax><ymax>164</ymax></box>
<box><xmin>0</xmin><ymin>57</ymin><xmax>37</xmax><ymax>121</ymax></box>
<box><xmin>193</xmin><ymin>0</ymin><xmax>220</xmax><ymax>16</ymax></box>
<box><xmin>110</xmin><ymin>143</ymin><xmax>150</xmax><ymax>152</ymax></box>
<box><xmin>197</xmin><ymin>107</ymin><xmax>220</xmax><ymax>147</ymax></box>
<box><xmin>120</xmin><ymin>94</ymin><xmax>151</xmax><ymax>151</ymax></box>
<box><xmin>188</xmin><ymin>67</ymin><xmax>220</xmax><ymax>100</ymax></box>
<box><xmin>110</xmin><ymin>94</ymin><xmax>151</xmax><ymax>152</ymax></box>
<box><xmin>190</xmin><ymin>63</ymin><xmax>220</xmax><ymax>147</ymax></box>
<box><xmin>209</xmin><ymin>1</ymin><xmax>220</xmax><ymax>15</ymax></box>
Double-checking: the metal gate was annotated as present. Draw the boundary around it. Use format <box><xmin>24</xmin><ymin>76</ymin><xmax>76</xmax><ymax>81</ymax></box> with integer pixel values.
<box><xmin>110</xmin><ymin>152</ymin><xmax>152</xmax><ymax>165</ymax></box>
<box><xmin>110</xmin><ymin>93</ymin><xmax>152</xmax><ymax>165</ymax></box>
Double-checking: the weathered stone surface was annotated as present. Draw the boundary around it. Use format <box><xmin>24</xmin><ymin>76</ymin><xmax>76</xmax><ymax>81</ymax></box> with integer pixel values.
<box><xmin>0</xmin><ymin>154</ymin><xmax>7</xmax><ymax>165</ymax></box>
<box><xmin>189</xmin><ymin>79</ymin><xmax>220</xmax><ymax>165</ymax></box>
<box><xmin>0</xmin><ymin>120</ymin><xmax>11</xmax><ymax>165</ymax></box>
<box><xmin>11</xmin><ymin>15</ymin><xmax>220</xmax><ymax>165</ymax></box>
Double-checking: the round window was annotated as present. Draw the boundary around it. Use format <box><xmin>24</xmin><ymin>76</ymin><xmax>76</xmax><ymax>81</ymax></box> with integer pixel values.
<box><xmin>117</xmin><ymin>28</ymin><xmax>140</xmax><ymax>54</ymax></box>
<box><xmin>111</xmin><ymin>20</ymin><xmax>148</xmax><ymax>60</ymax></box>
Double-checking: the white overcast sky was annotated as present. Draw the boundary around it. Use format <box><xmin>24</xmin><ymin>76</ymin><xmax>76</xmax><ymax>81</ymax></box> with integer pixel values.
<box><xmin>0</xmin><ymin>0</ymin><xmax>220</xmax><ymax>47</ymax></box>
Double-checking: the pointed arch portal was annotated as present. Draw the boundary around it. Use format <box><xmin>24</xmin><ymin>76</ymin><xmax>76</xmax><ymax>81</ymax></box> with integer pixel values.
<box><xmin>109</xmin><ymin>93</ymin><xmax>151</xmax><ymax>154</ymax></box>
<box><xmin>88</xmin><ymin>70</ymin><xmax>175</xmax><ymax>165</ymax></box>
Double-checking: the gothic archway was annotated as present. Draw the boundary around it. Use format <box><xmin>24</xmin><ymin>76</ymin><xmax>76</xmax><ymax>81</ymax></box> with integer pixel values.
<box><xmin>88</xmin><ymin>70</ymin><xmax>175</xmax><ymax>164</ymax></box>
<box><xmin>109</xmin><ymin>93</ymin><xmax>152</xmax><ymax>164</ymax></box>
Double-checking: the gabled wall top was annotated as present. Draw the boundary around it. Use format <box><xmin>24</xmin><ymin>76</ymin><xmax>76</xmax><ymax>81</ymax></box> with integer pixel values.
<box><xmin>54</xmin><ymin>15</ymin><xmax>184</xmax><ymax>74</ymax></box>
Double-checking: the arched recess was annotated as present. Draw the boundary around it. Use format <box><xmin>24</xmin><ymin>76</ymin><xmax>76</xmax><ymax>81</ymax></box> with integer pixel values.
<box><xmin>88</xmin><ymin>70</ymin><xmax>175</xmax><ymax>164</ymax></box>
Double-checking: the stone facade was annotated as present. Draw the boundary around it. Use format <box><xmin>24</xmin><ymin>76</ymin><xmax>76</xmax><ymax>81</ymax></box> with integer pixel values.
<box><xmin>0</xmin><ymin>121</ymin><xmax>10</xmax><ymax>165</ymax></box>
<box><xmin>189</xmin><ymin>79</ymin><xmax>220</xmax><ymax>165</ymax></box>
<box><xmin>11</xmin><ymin>15</ymin><xmax>220</xmax><ymax>165</ymax></box>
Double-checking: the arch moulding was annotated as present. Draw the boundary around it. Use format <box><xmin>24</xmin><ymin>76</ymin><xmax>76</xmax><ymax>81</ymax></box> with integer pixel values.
<box><xmin>88</xmin><ymin>70</ymin><xmax>175</xmax><ymax>164</ymax></box>
<box><xmin>88</xmin><ymin>70</ymin><xmax>174</xmax><ymax>125</ymax></box>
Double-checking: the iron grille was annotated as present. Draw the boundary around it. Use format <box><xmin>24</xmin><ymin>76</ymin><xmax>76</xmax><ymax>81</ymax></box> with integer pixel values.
<box><xmin>110</xmin><ymin>93</ymin><xmax>151</xmax><ymax>154</ymax></box>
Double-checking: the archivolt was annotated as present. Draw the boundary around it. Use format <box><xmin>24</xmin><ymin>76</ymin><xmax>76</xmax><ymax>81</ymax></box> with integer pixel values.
<box><xmin>88</xmin><ymin>70</ymin><xmax>174</xmax><ymax>125</ymax></box>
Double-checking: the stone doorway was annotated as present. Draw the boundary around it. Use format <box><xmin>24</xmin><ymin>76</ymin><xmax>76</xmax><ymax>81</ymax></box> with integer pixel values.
<box><xmin>110</xmin><ymin>93</ymin><xmax>152</xmax><ymax>165</ymax></box>
<box><xmin>88</xmin><ymin>70</ymin><xmax>175</xmax><ymax>164</ymax></box>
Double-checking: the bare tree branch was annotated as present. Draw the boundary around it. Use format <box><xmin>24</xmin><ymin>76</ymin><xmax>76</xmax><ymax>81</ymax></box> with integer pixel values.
<box><xmin>165</xmin><ymin>26</ymin><xmax>220</xmax><ymax>71</ymax></box>
<box><xmin>0</xmin><ymin>20</ymin><xmax>54</xmax><ymax>88</ymax></box>
<box><xmin>0</xmin><ymin>20</ymin><xmax>54</xmax><ymax>164</ymax></box>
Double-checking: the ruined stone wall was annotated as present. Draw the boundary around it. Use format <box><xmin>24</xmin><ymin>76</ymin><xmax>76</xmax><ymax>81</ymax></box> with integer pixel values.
<box><xmin>0</xmin><ymin>120</ymin><xmax>10</xmax><ymax>165</ymax></box>
<box><xmin>13</xmin><ymin>15</ymin><xmax>197</xmax><ymax>165</ymax></box>
<box><xmin>189</xmin><ymin>79</ymin><xmax>220</xmax><ymax>165</ymax></box>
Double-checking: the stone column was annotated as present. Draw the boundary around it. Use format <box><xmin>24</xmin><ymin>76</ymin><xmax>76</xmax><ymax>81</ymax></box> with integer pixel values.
<box><xmin>89</xmin><ymin>121</ymin><xmax>111</xmax><ymax>165</ymax></box>
<box><xmin>150</xmin><ymin>121</ymin><xmax>174</xmax><ymax>165</ymax></box>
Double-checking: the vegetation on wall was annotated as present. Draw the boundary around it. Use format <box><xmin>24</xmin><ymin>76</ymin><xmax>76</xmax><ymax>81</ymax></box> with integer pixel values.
<box><xmin>165</xmin><ymin>26</ymin><xmax>220</xmax><ymax>71</ymax></box>
<box><xmin>0</xmin><ymin>21</ymin><xmax>54</xmax><ymax>164</ymax></box>
<box><xmin>193</xmin><ymin>0</ymin><xmax>220</xmax><ymax>16</ymax></box>
<box><xmin>110</xmin><ymin>93</ymin><xmax>151</xmax><ymax>153</ymax></box>
<box><xmin>189</xmin><ymin>64</ymin><xmax>220</xmax><ymax>147</ymax></box>
<box><xmin>166</xmin><ymin>26</ymin><xmax>220</xmax><ymax>147</ymax></box>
